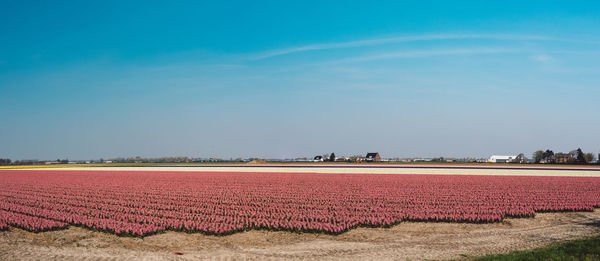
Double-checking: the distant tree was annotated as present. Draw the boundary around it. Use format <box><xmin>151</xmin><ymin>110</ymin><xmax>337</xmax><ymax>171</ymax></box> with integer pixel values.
<box><xmin>583</xmin><ymin>153</ymin><xmax>595</xmax><ymax>164</ymax></box>
<box><xmin>0</xmin><ymin>158</ymin><xmax>11</xmax><ymax>165</ymax></box>
<box><xmin>541</xmin><ymin>150</ymin><xmax>555</xmax><ymax>164</ymax></box>
<box><xmin>329</xmin><ymin>153</ymin><xmax>336</xmax><ymax>162</ymax></box>
<box><xmin>533</xmin><ymin>150</ymin><xmax>544</xmax><ymax>163</ymax></box>
<box><xmin>575</xmin><ymin>148</ymin><xmax>586</xmax><ymax>164</ymax></box>
<box><xmin>13</xmin><ymin>159</ymin><xmax>39</xmax><ymax>165</ymax></box>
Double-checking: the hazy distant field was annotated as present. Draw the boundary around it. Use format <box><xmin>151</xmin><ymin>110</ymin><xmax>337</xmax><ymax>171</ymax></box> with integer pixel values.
<box><xmin>9</xmin><ymin>163</ymin><xmax>600</xmax><ymax>177</ymax></box>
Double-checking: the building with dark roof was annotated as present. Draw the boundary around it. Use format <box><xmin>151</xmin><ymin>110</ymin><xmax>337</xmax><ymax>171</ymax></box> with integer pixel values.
<box><xmin>365</xmin><ymin>152</ymin><xmax>381</xmax><ymax>162</ymax></box>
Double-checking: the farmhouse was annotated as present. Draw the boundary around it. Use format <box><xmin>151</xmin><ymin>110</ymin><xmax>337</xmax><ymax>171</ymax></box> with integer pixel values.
<box><xmin>487</xmin><ymin>155</ymin><xmax>517</xmax><ymax>163</ymax></box>
<box><xmin>365</xmin><ymin>152</ymin><xmax>381</xmax><ymax>162</ymax></box>
<box><xmin>555</xmin><ymin>152</ymin><xmax>576</xmax><ymax>164</ymax></box>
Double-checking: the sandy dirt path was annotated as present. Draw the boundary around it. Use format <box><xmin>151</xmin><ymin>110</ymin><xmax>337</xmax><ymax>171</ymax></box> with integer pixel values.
<box><xmin>1</xmin><ymin>210</ymin><xmax>599</xmax><ymax>260</ymax></box>
<box><xmin>6</xmin><ymin>165</ymin><xmax>600</xmax><ymax>177</ymax></box>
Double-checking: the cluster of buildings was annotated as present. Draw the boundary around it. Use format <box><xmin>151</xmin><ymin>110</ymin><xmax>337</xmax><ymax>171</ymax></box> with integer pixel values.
<box><xmin>314</xmin><ymin>153</ymin><xmax>381</xmax><ymax>162</ymax></box>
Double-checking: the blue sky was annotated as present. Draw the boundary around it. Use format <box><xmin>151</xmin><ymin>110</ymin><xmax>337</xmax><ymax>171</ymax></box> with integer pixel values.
<box><xmin>1</xmin><ymin>1</ymin><xmax>599</xmax><ymax>160</ymax></box>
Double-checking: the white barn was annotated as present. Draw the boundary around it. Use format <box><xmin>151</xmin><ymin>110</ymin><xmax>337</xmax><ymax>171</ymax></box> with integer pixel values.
<box><xmin>488</xmin><ymin>155</ymin><xmax>517</xmax><ymax>163</ymax></box>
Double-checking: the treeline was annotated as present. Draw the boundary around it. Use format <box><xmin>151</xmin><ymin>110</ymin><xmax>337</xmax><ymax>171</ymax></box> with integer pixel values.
<box><xmin>0</xmin><ymin>156</ymin><xmax>244</xmax><ymax>166</ymax></box>
<box><xmin>0</xmin><ymin>159</ymin><xmax>70</xmax><ymax>165</ymax></box>
<box><xmin>0</xmin><ymin>158</ymin><xmax>11</xmax><ymax>166</ymax></box>
<box><xmin>532</xmin><ymin>148</ymin><xmax>598</xmax><ymax>164</ymax></box>
<box><xmin>106</xmin><ymin>156</ymin><xmax>192</xmax><ymax>163</ymax></box>
<box><xmin>0</xmin><ymin>157</ymin><xmax>196</xmax><ymax>165</ymax></box>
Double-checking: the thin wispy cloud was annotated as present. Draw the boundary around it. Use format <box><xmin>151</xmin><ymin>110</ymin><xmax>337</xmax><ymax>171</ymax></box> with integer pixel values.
<box><xmin>250</xmin><ymin>34</ymin><xmax>554</xmax><ymax>60</ymax></box>
<box><xmin>531</xmin><ymin>54</ymin><xmax>553</xmax><ymax>63</ymax></box>
<box><xmin>327</xmin><ymin>48</ymin><xmax>515</xmax><ymax>64</ymax></box>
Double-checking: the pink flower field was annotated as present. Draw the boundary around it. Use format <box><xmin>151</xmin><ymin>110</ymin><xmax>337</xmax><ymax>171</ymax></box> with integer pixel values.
<box><xmin>1</xmin><ymin>170</ymin><xmax>599</xmax><ymax>236</ymax></box>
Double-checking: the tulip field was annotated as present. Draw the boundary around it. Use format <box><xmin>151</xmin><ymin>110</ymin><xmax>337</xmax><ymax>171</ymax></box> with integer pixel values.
<box><xmin>1</xmin><ymin>169</ymin><xmax>600</xmax><ymax>236</ymax></box>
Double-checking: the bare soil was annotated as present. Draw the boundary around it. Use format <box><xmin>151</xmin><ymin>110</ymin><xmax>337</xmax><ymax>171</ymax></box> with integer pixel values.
<box><xmin>1</xmin><ymin>210</ymin><xmax>599</xmax><ymax>260</ymax></box>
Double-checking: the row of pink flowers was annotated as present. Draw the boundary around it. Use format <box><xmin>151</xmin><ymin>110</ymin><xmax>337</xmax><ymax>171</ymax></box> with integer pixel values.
<box><xmin>0</xmin><ymin>210</ymin><xmax>67</xmax><ymax>232</ymax></box>
<box><xmin>0</xmin><ymin>219</ymin><xmax>9</xmax><ymax>231</ymax></box>
<box><xmin>0</xmin><ymin>170</ymin><xmax>599</xmax><ymax>236</ymax></box>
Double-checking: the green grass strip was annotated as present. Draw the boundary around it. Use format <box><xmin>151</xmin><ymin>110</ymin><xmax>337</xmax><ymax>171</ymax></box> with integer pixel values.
<box><xmin>473</xmin><ymin>237</ymin><xmax>600</xmax><ymax>260</ymax></box>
